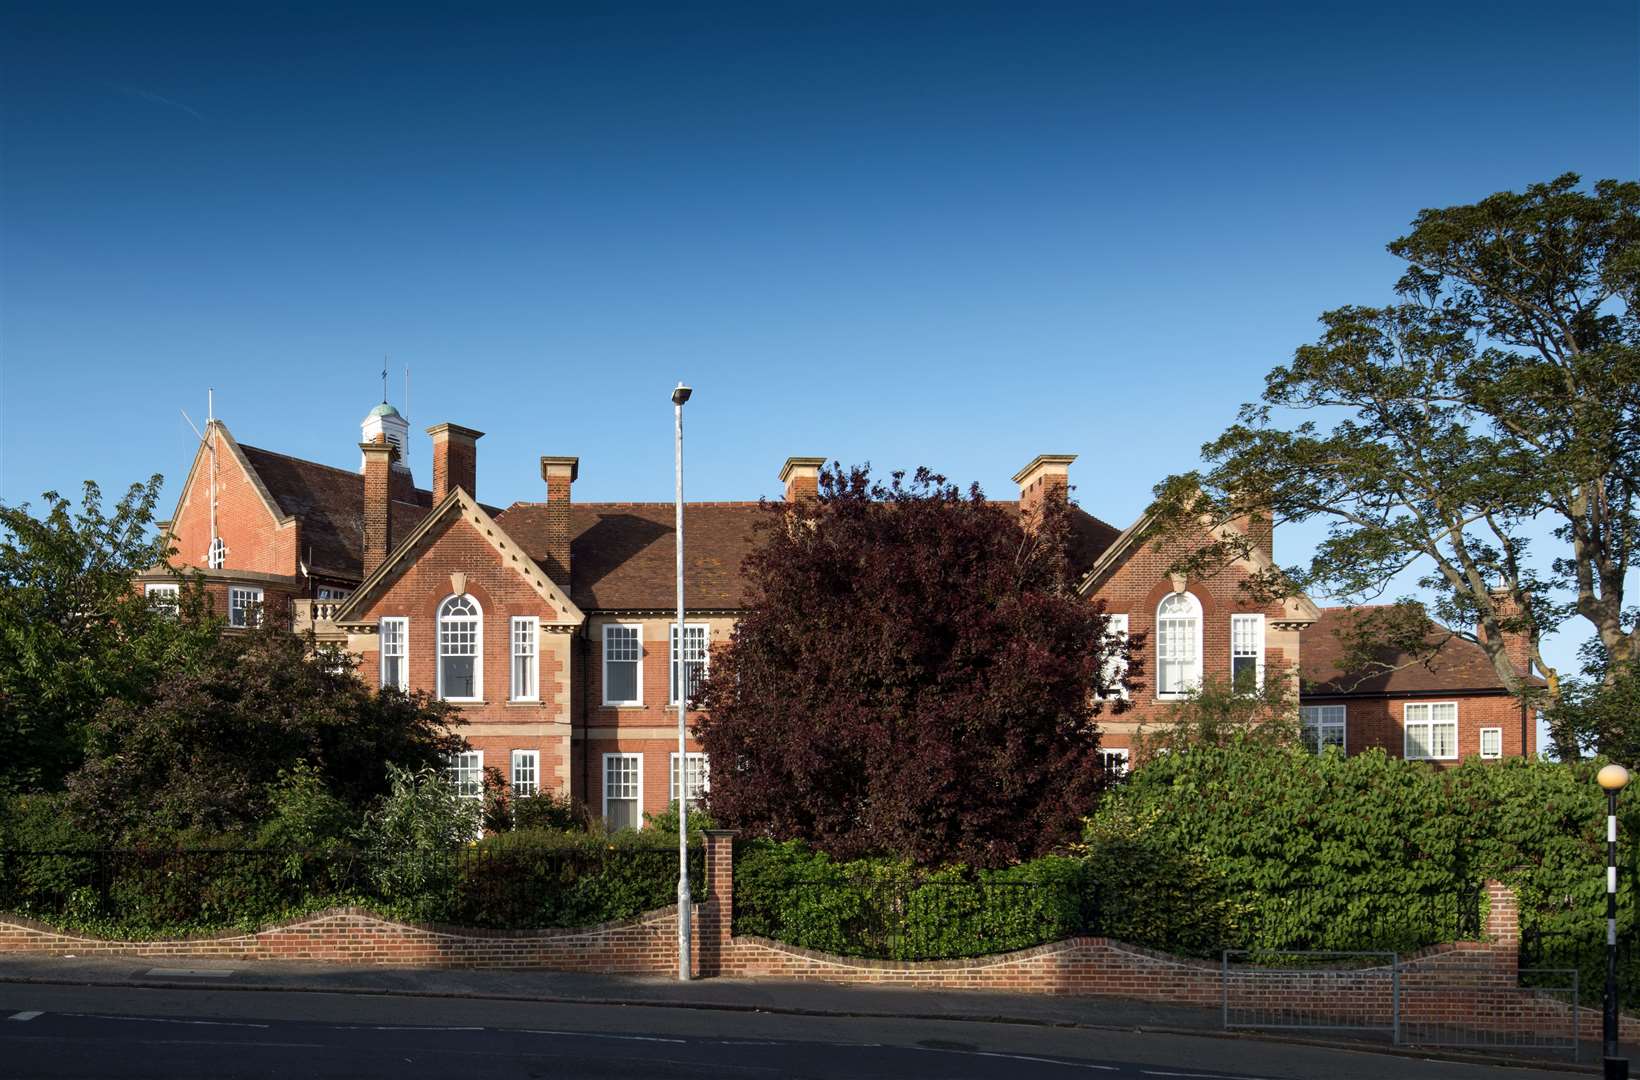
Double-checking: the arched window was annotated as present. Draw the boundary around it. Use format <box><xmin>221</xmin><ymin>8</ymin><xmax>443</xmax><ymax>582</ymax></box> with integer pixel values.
<box><xmin>1156</xmin><ymin>591</ymin><xmax>1202</xmax><ymax>698</ymax></box>
<box><xmin>438</xmin><ymin>594</ymin><xmax>482</xmax><ymax>701</ymax></box>
<box><xmin>207</xmin><ymin>536</ymin><xmax>227</xmax><ymax>569</ymax></box>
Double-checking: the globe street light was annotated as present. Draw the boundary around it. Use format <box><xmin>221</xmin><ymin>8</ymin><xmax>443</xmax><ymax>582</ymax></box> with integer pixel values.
<box><xmin>1599</xmin><ymin>762</ymin><xmax>1631</xmax><ymax>1080</ymax></box>
<box><xmin>672</xmin><ymin>381</ymin><xmax>693</xmax><ymax>982</ymax></box>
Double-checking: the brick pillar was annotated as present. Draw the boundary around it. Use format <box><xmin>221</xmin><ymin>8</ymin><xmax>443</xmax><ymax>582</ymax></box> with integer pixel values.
<box><xmin>1483</xmin><ymin>879</ymin><xmax>1520</xmax><ymax>979</ymax></box>
<box><xmin>539</xmin><ymin>457</ymin><xmax>578</xmax><ymax>589</ymax></box>
<box><xmin>699</xmin><ymin>829</ymin><xmax>737</xmax><ymax>977</ymax></box>
<box><xmin>779</xmin><ymin>457</ymin><xmax>825</xmax><ymax>503</ymax></box>
<box><xmin>360</xmin><ymin>438</ymin><xmax>394</xmax><ymax>577</ymax></box>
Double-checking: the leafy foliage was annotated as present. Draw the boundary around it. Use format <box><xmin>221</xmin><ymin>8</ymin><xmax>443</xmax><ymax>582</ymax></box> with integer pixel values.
<box><xmin>361</xmin><ymin>764</ymin><xmax>480</xmax><ymax>918</ymax></box>
<box><xmin>732</xmin><ymin>840</ymin><xmax>1092</xmax><ymax>960</ymax></box>
<box><xmin>1132</xmin><ymin>674</ymin><xmax>1299</xmax><ymax>757</ymax></box>
<box><xmin>0</xmin><ymin>478</ymin><xmax>216</xmax><ymax>793</ymax></box>
<box><xmin>67</xmin><ymin>624</ymin><xmax>464</xmax><ymax>843</ymax></box>
<box><xmin>1150</xmin><ymin>175</ymin><xmax>1640</xmax><ymax>754</ymax></box>
<box><xmin>694</xmin><ymin>463</ymin><xmax>1123</xmax><ymax>867</ymax></box>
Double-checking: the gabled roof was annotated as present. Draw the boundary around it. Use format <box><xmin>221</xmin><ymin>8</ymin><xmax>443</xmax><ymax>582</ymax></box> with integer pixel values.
<box><xmin>332</xmin><ymin>489</ymin><xmax>584</xmax><ymax>627</ymax></box>
<box><xmin>238</xmin><ymin>444</ymin><xmax>435</xmax><ymax>579</ymax></box>
<box><xmin>167</xmin><ymin>422</ymin><xmax>293</xmax><ymax>534</ymax></box>
<box><xmin>1075</xmin><ymin>502</ymin><xmax>1320</xmax><ymax>627</ymax></box>
<box><xmin>1301</xmin><ymin>606</ymin><xmax>1544</xmax><ymax>697</ymax></box>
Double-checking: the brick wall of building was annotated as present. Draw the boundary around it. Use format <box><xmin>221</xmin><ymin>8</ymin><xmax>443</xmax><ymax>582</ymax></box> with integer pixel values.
<box><xmin>1086</xmin><ymin>523</ymin><xmax>1293</xmax><ymax>756</ymax></box>
<box><xmin>1317</xmin><ymin>693</ymin><xmax>1536</xmax><ymax>764</ymax></box>
<box><xmin>347</xmin><ymin>511</ymin><xmax>576</xmax><ymax>798</ymax></box>
<box><xmin>168</xmin><ymin>434</ymin><xmax>298</xmax><ymax>578</ymax></box>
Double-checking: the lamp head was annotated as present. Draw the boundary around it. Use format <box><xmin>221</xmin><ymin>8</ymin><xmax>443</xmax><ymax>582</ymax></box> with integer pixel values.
<box><xmin>672</xmin><ymin>383</ymin><xmax>693</xmax><ymax>406</ymax></box>
<box><xmin>1598</xmin><ymin>763</ymin><xmax>1631</xmax><ymax>792</ymax></box>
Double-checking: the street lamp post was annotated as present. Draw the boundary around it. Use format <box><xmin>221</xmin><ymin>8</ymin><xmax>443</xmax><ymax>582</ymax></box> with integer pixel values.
<box><xmin>672</xmin><ymin>381</ymin><xmax>693</xmax><ymax>983</ymax></box>
<box><xmin>1600</xmin><ymin>762</ymin><xmax>1631</xmax><ymax>1080</ymax></box>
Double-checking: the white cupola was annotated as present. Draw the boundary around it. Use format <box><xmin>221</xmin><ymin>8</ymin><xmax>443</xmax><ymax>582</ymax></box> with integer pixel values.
<box><xmin>361</xmin><ymin>402</ymin><xmax>412</xmax><ymax>476</ymax></box>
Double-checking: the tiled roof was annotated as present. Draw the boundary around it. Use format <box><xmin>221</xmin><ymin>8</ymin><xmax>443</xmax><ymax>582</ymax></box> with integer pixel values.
<box><xmin>239</xmin><ymin>445</ymin><xmax>435</xmax><ymax>579</ymax></box>
<box><xmin>499</xmin><ymin>502</ymin><xmax>770</xmax><ymax>611</ymax></box>
<box><xmin>236</xmin><ymin>441</ymin><xmax>1122</xmax><ymax>611</ymax></box>
<box><xmin>1300</xmin><ymin>606</ymin><xmax>1540</xmax><ymax>696</ymax></box>
<box><xmin>497</xmin><ymin>500</ymin><xmax>1120</xmax><ymax>612</ymax></box>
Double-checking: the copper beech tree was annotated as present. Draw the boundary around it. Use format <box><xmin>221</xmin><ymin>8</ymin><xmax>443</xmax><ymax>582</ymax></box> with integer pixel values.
<box><xmin>692</xmin><ymin>464</ymin><xmax>1128</xmax><ymax>868</ymax></box>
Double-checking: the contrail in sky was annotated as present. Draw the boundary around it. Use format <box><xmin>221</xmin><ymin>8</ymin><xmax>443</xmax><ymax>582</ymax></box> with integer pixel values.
<box><xmin>115</xmin><ymin>84</ymin><xmax>204</xmax><ymax>121</ymax></box>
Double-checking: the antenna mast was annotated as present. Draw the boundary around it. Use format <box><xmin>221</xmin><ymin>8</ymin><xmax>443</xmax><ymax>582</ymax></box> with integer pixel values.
<box><xmin>404</xmin><ymin>365</ymin><xmax>410</xmax><ymax>423</ymax></box>
<box><xmin>208</xmin><ymin>389</ymin><xmax>219</xmax><ymax>561</ymax></box>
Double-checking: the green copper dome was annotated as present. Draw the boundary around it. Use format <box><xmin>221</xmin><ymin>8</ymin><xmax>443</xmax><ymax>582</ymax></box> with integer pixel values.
<box><xmin>367</xmin><ymin>402</ymin><xmax>402</xmax><ymax>419</ymax></box>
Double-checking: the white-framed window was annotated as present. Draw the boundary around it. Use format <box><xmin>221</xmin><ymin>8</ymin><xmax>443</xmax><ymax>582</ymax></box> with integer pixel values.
<box><xmin>1155</xmin><ymin>591</ymin><xmax>1202</xmax><ymax>698</ymax></box>
<box><xmin>510</xmin><ymin>616</ymin><xmax>539</xmax><ymax>701</ymax></box>
<box><xmin>379</xmin><ymin>616</ymin><xmax>408</xmax><ymax>691</ymax></box>
<box><xmin>437</xmin><ymin>594</ymin><xmax>482</xmax><ymax>701</ymax></box>
<box><xmin>1404</xmin><ymin>701</ymin><xmax>1459</xmax><ymax>761</ymax></box>
<box><xmin>670</xmin><ymin>623</ymin><xmax>709</xmax><ymax>705</ymax></box>
<box><xmin>1479</xmin><ymin>727</ymin><xmax>1503</xmax><ymax>760</ymax></box>
<box><xmin>315</xmin><ymin>585</ymin><xmax>351</xmax><ymax>601</ymax></box>
<box><xmin>206</xmin><ymin>536</ymin><xmax>226</xmax><ymax>569</ymax></box>
<box><xmin>1300</xmin><ymin>704</ymin><xmax>1347</xmax><ymax>754</ymax></box>
<box><xmin>670</xmin><ymin>752</ymin><xmax>709</xmax><ymax>811</ymax></box>
<box><xmin>1098</xmin><ymin>613</ymin><xmax>1129</xmax><ymax>699</ymax></box>
<box><xmin>445</xmin><ymin>750</ymin><xmax>483</xmax><ymax>800</ymax></box>
<box><xmin>228</xmin><ymin>585</ymin><xmax>263</xmax><ymax>628</ymax></box>
<box><xmin>1099</xmin><ymin>747</ymin><xmax>1130</xmax><ymax>777</ymax></box>
<box><xmin>603</xmin><ymin>753</ymin><xmax>642</xmax><ymax>831</ymax></box>
<box><xmin>602</xmin><ymin>624</ymin><xmax>643</xmax><ymax>706</ymax></box>
<box><xmin>145</xmin><ymin>582</ymin><xmax>180</xmax><ymax>615</ymax></box>
<box><xmin>1230</xmin><ymin>613</ymin><xmax>1265</xmax><ymax>690</ymax></box>
<box><xmin>511</xmin><ymin>749</ymin><xmax>539</xmax><ymax>797</ymax></box>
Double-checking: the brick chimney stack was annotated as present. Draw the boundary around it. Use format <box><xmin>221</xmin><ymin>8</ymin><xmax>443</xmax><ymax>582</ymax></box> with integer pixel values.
<box><xmin>779</xmin><ymin>457</ymin><xmax>826</xmax><ymax>503</ymax></box>
<box><xmin>539</xmin><ymin>456</ymin><xmax>578</xmax><ymax>588</ymax></box>
<box><xmin>1013</xmin><ymin>454</ymin><xmax>1076</xmax><ymax>529</ymax></box>
<box><xmin>1479</xmin><ymin>591</ymin><xmax>1534</xmax><ymax>676</ymax></box>
<box><xmin>1230</xmin><ymin>499</ymin><xmax>1274</xmax><ymax>561</ymax></box>
<box><xmin>427</xmin><ymin>424</ymin><xmax>483</xmax><ymax>503</ymax></box>
<box><xmin>360</xmin><ymin>436</ymin><xmax>395</xmax><ymax>577</ymax></box>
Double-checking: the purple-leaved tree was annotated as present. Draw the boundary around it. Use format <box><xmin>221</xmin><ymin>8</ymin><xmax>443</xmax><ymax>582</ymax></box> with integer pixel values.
<box><xmin>693</xmin><ymin>463</ymin><xmax>1128</xmax><ymax>868</ymax></box>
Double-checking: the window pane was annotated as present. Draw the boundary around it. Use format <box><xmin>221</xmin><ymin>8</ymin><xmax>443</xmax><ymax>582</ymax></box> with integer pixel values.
<box><xmin>1407</xmin><ymin>723</ymin><xmax>1431</xmax><ymax>759</ymax></box>
<box><xmin>442</xmin><ymin>655</ymin><xmax>475</xmax><ymax>698</ymax></box>
<box><xmin>512</xmin><ymin>751</ymin><xmax>538</xmax><ymax>797</ymax></box>
<box><xmin>607</xmin><ymin>662</ymin><xmax>638</xmax><ymax>703</ymax></box>
<box><xmin>605</xmin><ymin>755</ymin><xmax>641</xmax><ymax>831</ymax></box>
<box><xmin>1231</xmin><ymin>654</ymin><xmax>1258</xmax><ymax>690</ymax></box>
<box><xmin>446</xmin><ymin>752</ymin><xmax>482</xmax><ymax>799</ymax></box>
<box><xmin>671</xmin><ymin>625</ymin><xmax>708</xmax><ymax>703</ymax></box>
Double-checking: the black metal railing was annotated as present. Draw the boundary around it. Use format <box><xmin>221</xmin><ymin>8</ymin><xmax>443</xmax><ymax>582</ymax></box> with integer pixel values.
<box><xmin>0</xmin><ymin>844</ymin><xmax>705</xmax><ymax>935</ymax></box>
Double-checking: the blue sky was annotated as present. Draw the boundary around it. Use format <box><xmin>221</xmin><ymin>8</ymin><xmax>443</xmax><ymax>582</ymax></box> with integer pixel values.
<box><xmin>1</xmin><ymin>1</ymin><xmax>1635</xmax><ymax>681</ymax></box>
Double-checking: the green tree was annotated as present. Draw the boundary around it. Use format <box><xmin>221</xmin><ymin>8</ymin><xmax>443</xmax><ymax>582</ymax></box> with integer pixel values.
<box><xmin>66</xmin><ymin>620</ymin><xmax>465</xmax><ymax>842</ymax></box>
<box><xmin>1132</xmin><ymin>674</ymin><xmax>1299</xmax><ymax>759</ymax></box>
<box><xmin>0</xmin><ymin>477</ymin><xmax>215</xmax><ymax>793</ymax></box>
<box><xmin>1151</xmin><ymin>176</ymin><xmax>1640</xmax><ymax>756</ymax></box>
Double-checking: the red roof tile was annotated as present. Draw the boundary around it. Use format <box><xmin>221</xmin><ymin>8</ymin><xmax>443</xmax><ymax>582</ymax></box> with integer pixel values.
<box><xmin>1300</xmin><ymin>605</ymin><xmax>1541</xmax><ymax>697</ymax></box>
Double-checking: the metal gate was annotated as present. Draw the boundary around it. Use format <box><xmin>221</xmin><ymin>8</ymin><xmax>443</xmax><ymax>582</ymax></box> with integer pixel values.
<box><xmin>1223</xmin><ymin>951</ymin><xmax>1582</xmax><ymax>1061</ymax></box>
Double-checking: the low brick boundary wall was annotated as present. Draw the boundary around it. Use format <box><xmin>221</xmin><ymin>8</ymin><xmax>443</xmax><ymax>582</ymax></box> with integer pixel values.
<box><xmin>0</xmin><ymin>905</ymin><xmax>697</xmax><ymax>974</ymax></box>
<box><xmin>1</xmin><ymin>830</ymin><xmax>1635</xmax><ymax>1043</ymax></box>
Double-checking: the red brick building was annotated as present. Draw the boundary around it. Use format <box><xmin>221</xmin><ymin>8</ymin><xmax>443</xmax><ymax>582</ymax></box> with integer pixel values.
<box><xmin>1298</xmin><ymin>607</ymin><xmax>1541</xmax><ymax>764</ymax></box>
<box><xmin>140</xmin><ymin>409</ymin><xmax>1538</xmax><ymax>827</ymax></box>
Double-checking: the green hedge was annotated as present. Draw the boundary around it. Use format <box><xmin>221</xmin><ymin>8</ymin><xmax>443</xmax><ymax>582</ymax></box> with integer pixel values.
<box><xmin>0</xmin><ymin>822</ymin><xmax>702</xmax><ymax>939</ymax></box>
<box><xmin>1091</xmin><ymin>744</ymin><xmax>1638</xmax><ymax>1002</ymax></box>
<box><xmin>732</xmin><ymin>840</ymin><xmax>1092</xmax><ymax>960</ymax></box>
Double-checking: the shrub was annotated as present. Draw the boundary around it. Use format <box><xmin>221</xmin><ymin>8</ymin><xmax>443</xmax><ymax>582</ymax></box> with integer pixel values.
<box><xmin>643</xmin><ymin>800</ymin><xmax>716</xmax><ymax>839</ymax></box>
<box><xmin>732</xmin><ymin>840</ymin><xmax>1093</xmax><ymax>960</ymax></box>
<box><xmin>448</xmin><ymin>829</ymin><xmax>702</xmax><ymax>929</ymax></box>
<box><xmin>512</xmin><ymin>791</ymin><xmax>591</xmax><ymax>833</ymax></box>
<box><xmin>362</xmin><ymin>765</ymin><xmax>479</xmax><ymax>920</ymax></box>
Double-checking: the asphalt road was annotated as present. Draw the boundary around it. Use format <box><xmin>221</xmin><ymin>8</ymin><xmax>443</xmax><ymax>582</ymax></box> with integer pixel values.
<box><xmin>0</xmin><ymin>983</ymin><xmax>1579</xmax><ymax>1079</ymax></box>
